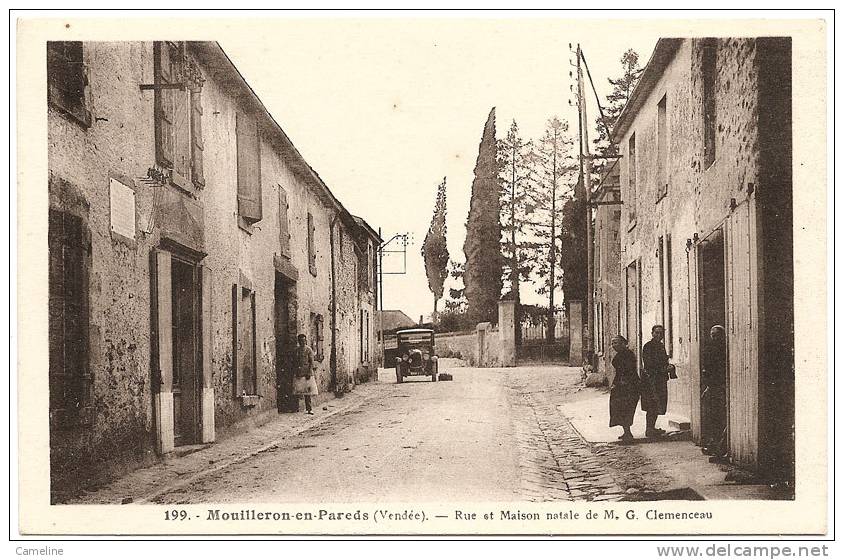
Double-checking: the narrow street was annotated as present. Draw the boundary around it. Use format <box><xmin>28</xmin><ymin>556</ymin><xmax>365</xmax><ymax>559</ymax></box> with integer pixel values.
<box><xmin>135</xmin><ymin>363</ymin><xmax>664</xmax><ymax>504</ymax></box>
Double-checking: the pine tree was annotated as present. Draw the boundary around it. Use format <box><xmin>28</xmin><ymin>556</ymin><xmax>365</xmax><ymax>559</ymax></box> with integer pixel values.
<box><xmin>463</xmin><ymin>108</ymin><xmax>503</xmax><ymax>325</ymax></box>
<box><xmin>498</xmin><ymin>120</ymin><xmax>534</xmax><ymax>343</ymax></box>
<box><xmin>422</xmin><ymin>177</ymin><xmax>450</xmax><ymax>324</ymax></box>
<box><xmin>592</xmin><ymin>49</ymin><xmax>644</xmax><ymax>179</ymax></box>
<box><xmin>526</xmin><ymin>116</ymin><xmax>577</xmax><ymax>341</ymax></box>
<box><xmin>498</xmin><ymin>120</ymin><xmax>534</xmax><ymax>300</ymax></box>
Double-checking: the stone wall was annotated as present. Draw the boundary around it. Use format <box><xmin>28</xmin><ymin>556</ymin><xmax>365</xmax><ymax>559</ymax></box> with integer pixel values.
<box><xmin>618</xmin><ymin>38</ymin><xmax>764</xmax><ymax>425</ymax></box>
<box><xmin>48</xmin><ymin>42</ymin><xmax>161</xmax><ymax>494</ymax></box>
<box><xmin>47</xmin><ymin>41</ymin><xmax>380</xmax><ymax>498</ymax></box>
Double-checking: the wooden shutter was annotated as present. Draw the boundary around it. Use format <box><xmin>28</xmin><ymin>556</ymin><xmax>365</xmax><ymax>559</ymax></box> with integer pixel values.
<box><xmin>190</xmin><ymin>88</ymin><xmax>205</xmax><ymax>187</ymax></box>
<box><xmin>236</xmin><ymin>113</ymin><xmax>263</xmax><ymax>223</ymax></box>
<box><xmin>278</xmin><ymin>187</ymin><xmax>291</xmax><ymax>257</ymax></box>
<box><xmin>307</xmin><ymin>212</ymin><xmax>317</xmax><ymax>275</ymax></box>
<box><xmin>47</xmin><ymin>42</ymin><xmax>88</xmax><ymax>123</ymax></box>
<box><xmin>48</xmin><ymin>210</ymin><xmax>90</xmax><ymax>428</ymax></box>
<box><xmin>154</xmin><ymin>42</ymin><xmax>175</xmax><ymax>168</ymax></box>
<box><xmin>317</xmin><ymin>315</ymin><xmax>325</xmax><ymax>361</ymax></box>
<box><xmin>172</xmin><ymin>66</ymin><xmax>191</xmax><ymax>185</ymax></box>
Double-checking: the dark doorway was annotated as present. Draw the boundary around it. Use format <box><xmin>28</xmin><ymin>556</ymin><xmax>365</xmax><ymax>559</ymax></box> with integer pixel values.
<box><xmin>275</xmin><ymin>273</ymin><xmax>298</xmax><ymax>413</ymax></box>
<box><xmin>698</xmin><ymin>228</ymin><xmax>729</xmax><ymax>456</ymax></box>
<box><xmin>171</xmin><ymin>257</ymin><xmax>201</xmax><ymax>446</ymax></box>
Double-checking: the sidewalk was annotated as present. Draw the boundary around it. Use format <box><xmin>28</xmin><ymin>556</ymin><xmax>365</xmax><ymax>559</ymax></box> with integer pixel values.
<box><xmin>559</xmin><ymin>388</ymin><xmax>789</xmax><ymax>500</ymax></box>
<box><xmin>65</xmin><ymin>381</ymin><xmax>390</xmax><ymax>505</ymax></box>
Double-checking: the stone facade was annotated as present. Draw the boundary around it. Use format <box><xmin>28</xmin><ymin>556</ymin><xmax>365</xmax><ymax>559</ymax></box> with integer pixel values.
<box><xmin>592</xmin><ymin>161</ymin><xmax>622</xmax><ymax>384</ymax></box>
<box><xmin>609</xmin><ymin>37</ymin><xmax>793</xmax><ymax>477</ymax></box>
<box><xmin>47</xmin><ymin>41</ymin><xmax>380</xmax><ymax>500</ymax></box>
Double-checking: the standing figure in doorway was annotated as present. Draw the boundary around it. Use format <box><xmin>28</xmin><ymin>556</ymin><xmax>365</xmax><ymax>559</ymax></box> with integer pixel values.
<box><xmin>641</xmin><ymin>325</ymin><xmax>674</xmax><ymax>438</ymax></box>
<box><xmin>702</xmin><ymin>324</ymin><xmax>728</xmax><ymax>457</ymax></box>
<box><xmin>609</xmin><ymin>335</ymin><xmax>640</xmax><ymax>444</ymax></box>
<box><xmin>293</xmin><ymin>334</ymin><xmax>318</xmax><ymax>414</ymax></box>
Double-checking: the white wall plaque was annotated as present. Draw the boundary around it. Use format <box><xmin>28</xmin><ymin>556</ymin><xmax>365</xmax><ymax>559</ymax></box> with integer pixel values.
<box><xmin>109</xmin><ymin>177</ymin><xmax>136</xmax><ymax>241</ymax></box>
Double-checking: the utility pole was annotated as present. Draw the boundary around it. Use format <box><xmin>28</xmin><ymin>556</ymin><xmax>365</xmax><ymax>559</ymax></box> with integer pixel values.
<box><xmin>576</xmin><ymin>44</ymin><xmax>595</xmax><ymax>365</ymax></box>
<box><xmin>510</xmin><ymin>139</ymin><xmax>522</xmax><ymax>344</ymax></box>
<box><xmin>377</xmin><ymin>231</ymin><xmax>410</xmax><ymax>366</ymax></box>
<box><xmin>378</xmin><ymin>227</ymin><xmax>384</xmax><ymax>367</ymax></box>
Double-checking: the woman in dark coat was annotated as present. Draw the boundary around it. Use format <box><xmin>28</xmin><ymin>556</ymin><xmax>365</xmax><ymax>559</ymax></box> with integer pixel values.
<box><xmin>610</xmin><ymin>335</ymin><xmax>640</xmax><ymax>443</ymax></box>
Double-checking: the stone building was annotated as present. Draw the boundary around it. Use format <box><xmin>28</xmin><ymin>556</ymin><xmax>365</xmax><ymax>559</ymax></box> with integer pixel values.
<box><xmin>47</xmin><ymin>40</ymin><xmax>380</xmax><ymax>500</ymax></box>
<box><xmin>610</xmin><ymin>37</ymin><xmax>793</xmax><ymax>481</ymax></box>
<box><xmin>591</xmin><ymin>160</ymin><xmax>622</xmax><ymax>383</ymax></box>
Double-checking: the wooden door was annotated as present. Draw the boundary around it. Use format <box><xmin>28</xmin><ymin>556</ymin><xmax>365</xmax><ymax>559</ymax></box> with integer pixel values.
<box><xmin>725</xmin><ymin>199</ymin><xmax>760</xmax><ymax>468</ymax></box>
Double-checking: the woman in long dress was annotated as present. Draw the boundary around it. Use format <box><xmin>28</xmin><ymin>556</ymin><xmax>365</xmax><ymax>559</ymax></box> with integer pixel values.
<box><xmin>609</xmin><ymin>335</ymin><xmax>640</xmax><ymax>444</ymax></box>
<box><xmin>293</xmin><ymin>334</ymin><xmax>319</xmax><ymax>414</ymax></box>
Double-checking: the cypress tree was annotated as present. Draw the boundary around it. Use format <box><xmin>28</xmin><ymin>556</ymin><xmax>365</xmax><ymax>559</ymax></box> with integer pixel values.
<box><xmin>462</xmin><ymin>108</ymin><xmax>503</xmax><ymax>324</ymax></box>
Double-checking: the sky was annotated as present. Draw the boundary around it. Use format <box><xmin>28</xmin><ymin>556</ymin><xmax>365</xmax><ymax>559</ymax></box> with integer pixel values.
<box><xmin>221</xmin><ymin>19</ymin><xmax>658</xmax><ymax>321</ymax></box>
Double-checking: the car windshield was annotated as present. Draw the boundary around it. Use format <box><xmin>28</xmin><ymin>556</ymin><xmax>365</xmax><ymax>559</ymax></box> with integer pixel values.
<box><xmin>397</xmin><ymin>332</ymin><xmax>433</xmax><ymax>353</ymax></box>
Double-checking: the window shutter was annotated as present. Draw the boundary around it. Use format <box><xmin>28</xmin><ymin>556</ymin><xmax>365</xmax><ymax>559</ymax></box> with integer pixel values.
<box><xmin>278</xmin><ymin>187</ymin><xmax>291</xmax><ymax>257</ymax></box>
<box><xmin>48</xmin><ymin>210</ymin><xmax>66</xmax><ymax>419</ymax></box>
<box><xmin>172</xmin><ymin>73</ymin><xmax>191</xmax><ymax>185</ymax></box>
<box><xmin>47</xmin><ymin>42</ymin><xmax>90</xmax><ymax>127</ymax></box>
<box><xmin>307</xmin><ymin>212</ymin><xmax>317</xmax><ymax>275</ymax></box>
<box><xmin>154</xmin><ymin>42</ymin><xmax>175</xmax><ymax>168</ymax></box>
<box><xmin>236</xmin><ymin>113</ymin><xmax>263</xmax><ymax>223</ymax></box>
<box><xmin>190</xmin><ymin>88</ymin><xmax>205</xmax><ymax>187</ymax></box>
<box><xmin>317</xmin><ymin>315</ymin><xmax>325</xmax><ymax>361</ymax></box>
<box><xmin>48</xmin><ymin>209</ymin><xmax>90</xmax><ymax>429</ymax></box>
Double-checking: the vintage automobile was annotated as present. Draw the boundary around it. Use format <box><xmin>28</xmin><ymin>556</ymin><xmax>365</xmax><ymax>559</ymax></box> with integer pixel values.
<box><xmin>395</xmin><ymin>328</ymin><xmax>439</xmax><ymax>383</ymax></box>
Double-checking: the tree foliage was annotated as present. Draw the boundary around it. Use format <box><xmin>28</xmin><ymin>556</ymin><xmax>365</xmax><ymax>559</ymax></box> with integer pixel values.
<box><xmin>592</xmin><ymin>49</ymin><xmax>644</xmax><ymax>179</ymax></box>
<box><xmin>422</xmin><ymin>177</ymin><xmax>450</xmax><ymax>321</ymax></box>
<box><xmin>498</xmin><ymin>120</ymin><xmax>534</xmax><ymax>299</ymax></box>
<box><xmin>462</xmin><ymin>107</ymin><xmax>503</xmax><ymax>325</ymax></box>
<box><xmin>559</xmin><ymin>174</ymin><xmax>588</xmax><ymax>304</ymax></box>
<box><xmin>527</xmin><ymin>117</ymin><xmax>576</xmax><ymax>299</ymax></box>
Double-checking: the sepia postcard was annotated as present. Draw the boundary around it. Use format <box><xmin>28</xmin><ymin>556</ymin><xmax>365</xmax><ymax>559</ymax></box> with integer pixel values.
<box><xmin>14</xmin><ymin>12</ymin><xmax>830</xmax><ymax>537</ymax></box>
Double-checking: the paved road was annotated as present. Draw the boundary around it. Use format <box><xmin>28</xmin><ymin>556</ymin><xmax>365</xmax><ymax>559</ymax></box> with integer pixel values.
<box><xmin>152</xmin><ymin>364</ymin><xmax>640</xmax><ymax>504</ymax></box>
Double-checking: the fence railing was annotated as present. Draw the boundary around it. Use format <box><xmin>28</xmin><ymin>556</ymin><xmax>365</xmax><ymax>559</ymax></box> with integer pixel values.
<box><xmin>521</xmin><ymin>311</ymin><xmax>568</xmax><ymax>341</ymax></box>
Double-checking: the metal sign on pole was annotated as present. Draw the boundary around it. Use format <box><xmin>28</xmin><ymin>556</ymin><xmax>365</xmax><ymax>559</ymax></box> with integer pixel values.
<box><xmin>376</xmin><ymin>231</ymin><xmax>411</xmax><ymax>366</ymax></box>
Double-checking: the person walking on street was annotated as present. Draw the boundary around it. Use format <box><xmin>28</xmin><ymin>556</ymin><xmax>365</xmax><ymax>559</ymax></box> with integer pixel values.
<box><xmin>609</xmin><ymin>335</ymin><xmax>640</xmax><ymax>444</ymax></box>
<box><xmin>293</xmin><ymin>334</ymin><xmax>318</xmax><ymax>414</ymax></box>
<box><xmin>641</xmin><ymin>325</ymin><xmax>674</xmax><ymax>438</ymax></box>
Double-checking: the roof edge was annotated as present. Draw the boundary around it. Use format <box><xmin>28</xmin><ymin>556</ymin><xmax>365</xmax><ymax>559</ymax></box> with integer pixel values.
<box><xmin>189</xmin><ymin>42</ymin><xmax>362</xmax><ymax>223</ymax></box>
<box><xmin>611</xmin><ymin>38</ymin><xmax>684</xmax><ymax>142</ymax></box>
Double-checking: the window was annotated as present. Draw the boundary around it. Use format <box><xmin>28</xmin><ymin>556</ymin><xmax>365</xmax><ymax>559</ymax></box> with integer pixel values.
<box><xmin>236</xmin><ymin>113</ymin><xmax>262</xmax><ymax>224</ymax></box>
<box><xmin>627</xmin><ymin>133</ymin><xmax>637</xmax><ymax>221</ymax></box>
<box><xmin>154</xmin><ymin>41</ymin><xmax>205</xmax><ymax>190</ymax></box>
<box><xmin>360</xmin><ymin>309</ymin><xmax>365</xmax><ymax>362</ymax></box>
<box><xmin>365</xmin><ymin>311</ymin><xmax>370</xmax><ymax>362</ymax></box>
<box><xmin>307</xmin><ymin>212</ymin><xmax>317</xmax><ymax>276</ymax></box>
<box><xmin>310</xmin><ymin>313</ymin><xmax>325</xmax><ymax>361</ymax></box>
<box><xmin>658</xmin><ymin>234</ymin><xmax>674</xmax><ymax>355</ymax></box>
<box><xmin>48</xmin><ymin>208</ymin><xmax>93</xmax><ymax>428</ymax></box>
<box><xmin>234</xmin><ymin>284</ymin><xmax>258</xmax><ymax>396</ymax></box>
<box><xmin>47</xmin><ymin>41</ymin><xmax>91</xmax><ymax>127</ymax></box>
<box><xmin>702</xmin><ymin>40</ymin><xmax>717</xmax><ymax>169</ymax></box>
<box><xmin>278</xmin><ymin>187</ymin><xmax>291</xmax><ymax>258</ymax></box>
<box><xmin>656</xmin><ymin>94</ymin><xmax>668</xmax><ymax>201</ymax></box>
